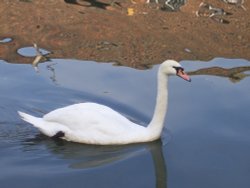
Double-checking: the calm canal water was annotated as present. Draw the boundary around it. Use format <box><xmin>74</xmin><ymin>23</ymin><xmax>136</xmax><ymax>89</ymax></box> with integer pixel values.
<box><xmin>0</xmin><ymin>58</ymin><xmax>249</xmax><ymax>188</ymax></box>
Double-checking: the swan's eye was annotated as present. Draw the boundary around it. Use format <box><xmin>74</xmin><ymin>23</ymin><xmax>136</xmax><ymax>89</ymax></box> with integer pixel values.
<box><xmin>173</xmin><ymin>66</ymin><xmax>184</xmax><ymax>73</ymax></box>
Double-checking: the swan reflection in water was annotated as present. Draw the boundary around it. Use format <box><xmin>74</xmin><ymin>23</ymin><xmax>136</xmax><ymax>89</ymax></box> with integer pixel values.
<box><xmin>23</xmin><ymin>135</ymin><xmax>167</xmax><ymax>188</ymax></box>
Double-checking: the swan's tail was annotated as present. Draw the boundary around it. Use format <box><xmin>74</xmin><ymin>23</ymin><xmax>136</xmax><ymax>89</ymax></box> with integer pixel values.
<box><xmin>18</xmin><ymin>111</ymin><xmax>66</xmax><ymax>138</ymax></box>
<box><xmin>18</xmin><ymin>111</ymin><xmax>44</xmax><ymax>128</ymax></box>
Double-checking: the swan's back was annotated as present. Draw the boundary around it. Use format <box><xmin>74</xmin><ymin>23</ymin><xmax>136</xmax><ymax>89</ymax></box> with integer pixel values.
<box><xmin>44</xmin><ymin>103</ymin><xmax>136</xmax><ymax>131</ymax></box>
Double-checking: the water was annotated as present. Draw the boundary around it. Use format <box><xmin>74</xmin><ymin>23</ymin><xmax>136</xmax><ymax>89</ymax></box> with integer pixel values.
<box><xmin>0</xmin><ymin>37</ymin><xmax>12</xmax><ymax>43</ymax></box>
<box><xmin>17</xmin><ymin>46</ymin><xmax>50</xmax><ymax>57</ymax></box>
<box><xmin>0</xmin><ymin>58</ymin><xmax>250</xmax><ymax>188</ymax></box>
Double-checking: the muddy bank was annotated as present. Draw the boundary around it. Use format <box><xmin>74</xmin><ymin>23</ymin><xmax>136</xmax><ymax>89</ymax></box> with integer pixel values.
<box><xmin>0</xmin><ymin>0</ymin><xmax>249</xmax><ymax>68</ymax></box>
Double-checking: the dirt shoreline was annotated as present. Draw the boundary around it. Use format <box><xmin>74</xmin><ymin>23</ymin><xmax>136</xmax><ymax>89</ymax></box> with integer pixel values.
<box><xmin>0</xmin><ymin>0</ymin><xmax>249</xmax><ymax>68</ymax></box>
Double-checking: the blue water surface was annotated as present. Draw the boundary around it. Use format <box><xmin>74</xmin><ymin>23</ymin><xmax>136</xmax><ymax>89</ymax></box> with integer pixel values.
<box><xmin>0</xmin><ymin>58</ymin><xmax>249</xmax><ymax>188</ymax></box>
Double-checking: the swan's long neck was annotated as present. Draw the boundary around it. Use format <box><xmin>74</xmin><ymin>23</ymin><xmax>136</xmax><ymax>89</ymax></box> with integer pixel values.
<box><xmin>147</xmin><ymin>67</ymin><xmax>168</xmax><ymax>139</ymax></box>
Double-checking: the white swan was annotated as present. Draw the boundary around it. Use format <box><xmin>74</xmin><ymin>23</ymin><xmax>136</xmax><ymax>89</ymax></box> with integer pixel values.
<box><xmin>18</xmin><ymin>60</ymin><xmax>191</xmax><ymax>145</ymax></box>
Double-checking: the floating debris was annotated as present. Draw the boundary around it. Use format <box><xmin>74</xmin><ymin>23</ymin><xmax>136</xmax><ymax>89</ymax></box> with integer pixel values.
<box><xmin>31</xmin><ymin>43</ymin><xmax>50</xmax><ymax>72</ymax></box>
<box><xmin>32</xmin><ymin>43</ymin><xmax>43</xmax><ymax>72</ymax></box>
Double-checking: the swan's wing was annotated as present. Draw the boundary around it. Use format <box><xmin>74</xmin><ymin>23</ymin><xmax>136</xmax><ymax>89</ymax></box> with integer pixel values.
<box><xmin>43</xmin><ymin>103</ymin><xmax>136</xmax><ymax>133</ymax></box>
<box><xmin>42</xmin><ymin>103</ymin><xmax>149</xmax><ymax>144</ymax></box>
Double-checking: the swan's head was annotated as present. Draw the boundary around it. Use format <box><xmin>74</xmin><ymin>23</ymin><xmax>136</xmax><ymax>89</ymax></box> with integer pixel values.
<box><xmin>160</xmin><ymin>60</ymin><xmax>191</xmax><ymax>82</ymax></box>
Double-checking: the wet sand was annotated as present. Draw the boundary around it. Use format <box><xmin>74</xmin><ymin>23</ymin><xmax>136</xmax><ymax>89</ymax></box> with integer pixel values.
<box><xmin>0</xmin><ymin>0</ymin><xmax>249</xmax><ymax>68</ymax></box>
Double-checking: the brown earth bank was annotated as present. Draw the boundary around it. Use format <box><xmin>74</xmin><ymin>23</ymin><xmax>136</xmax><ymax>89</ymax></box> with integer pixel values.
<box><xmin>0</xmin><ymin>0</ymin><xmax>249</xmax><ymax>68</ymax></box>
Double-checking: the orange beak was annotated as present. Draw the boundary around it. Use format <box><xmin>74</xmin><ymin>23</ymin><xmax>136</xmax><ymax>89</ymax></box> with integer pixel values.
<box><xmin>177</xmin><ymin>69</ymin><xmax>191</xmax><ymax>82</ymax></box>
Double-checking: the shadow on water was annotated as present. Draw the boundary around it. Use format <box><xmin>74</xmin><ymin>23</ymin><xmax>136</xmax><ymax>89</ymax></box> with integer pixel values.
<box><xmin>24</xmin><ymin>135</ymin><xmax>167</xmax><ymax>188</ymax></box>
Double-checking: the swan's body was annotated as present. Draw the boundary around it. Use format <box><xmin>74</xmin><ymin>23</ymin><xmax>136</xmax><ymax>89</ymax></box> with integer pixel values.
<box><xmin>18</xmin><ymin>60</ymin><xmax>190</xmax><ymax>145</ymax></box>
